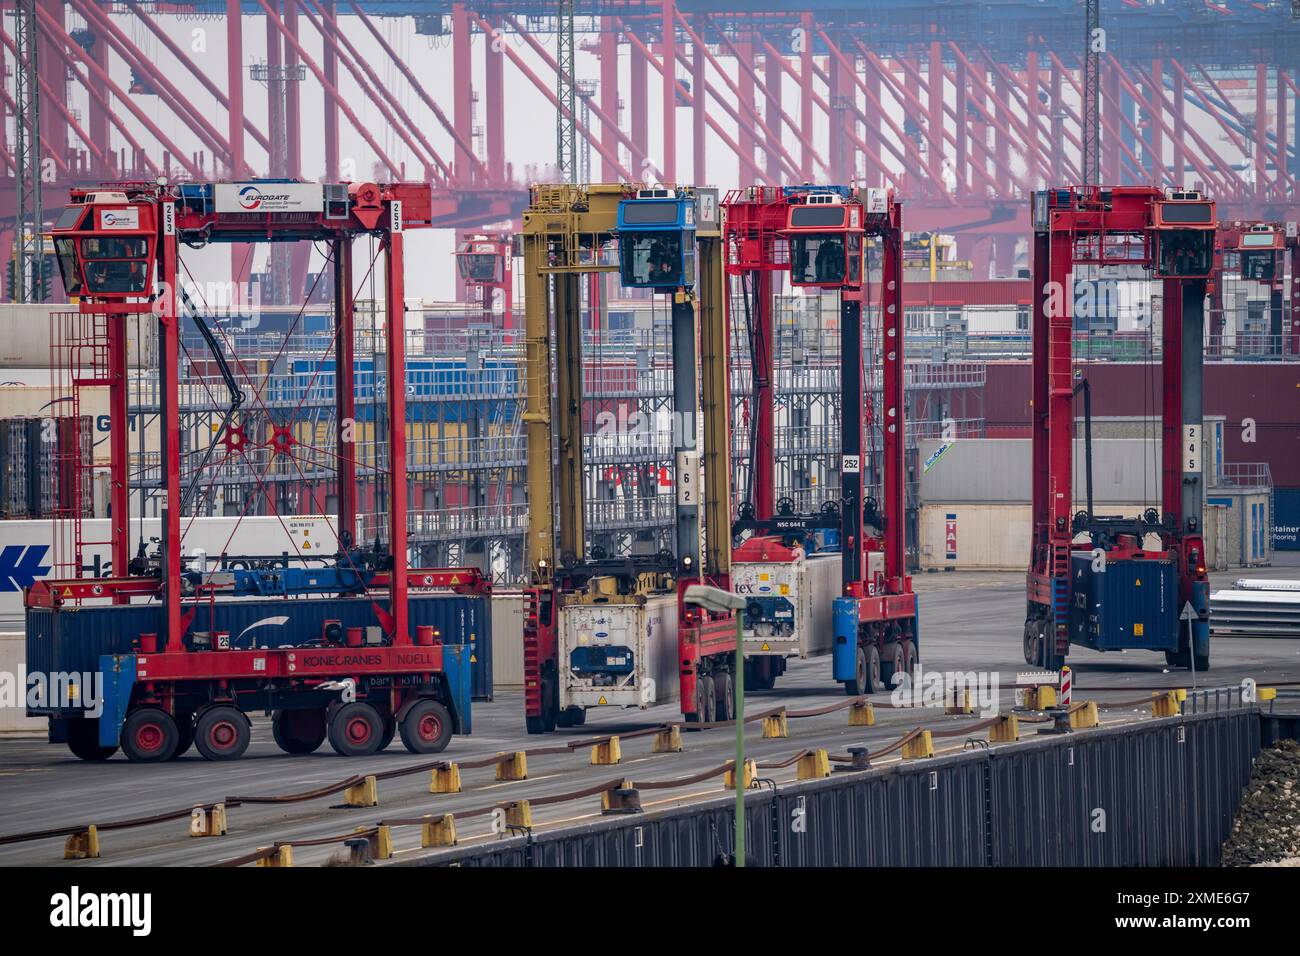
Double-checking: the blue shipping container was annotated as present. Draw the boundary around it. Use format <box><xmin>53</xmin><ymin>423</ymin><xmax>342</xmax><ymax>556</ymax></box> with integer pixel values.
<box><xmin>1273</xmin><ymin>488</ymin><xmax>1300</xmax><ymax>551</ymax></box>
<box><xmin>1069</xmin><ymin>554</ymin><xmax>1179</xmax><ymax>651</ymax></box>
<box><xmin>26</xmin><ymin>592</ymin><xmax>492</xmax><ymax>702</ymax></box>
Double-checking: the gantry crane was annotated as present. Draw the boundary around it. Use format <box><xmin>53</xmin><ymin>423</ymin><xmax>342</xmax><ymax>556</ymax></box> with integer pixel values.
<box><xmin>520</xmin><ymin>183</ymin><xmax>734</xmax><ymax>732</ymax></box>
<box><xmin>1024</xmin><ymin>185</ymin><xmax>1216</xmax><ymax>671</ymax></box>
<box><xmin>723</xmin><ymin>186</ymin><xmax>914</xmax><ymax>696</ymax></box>
<box><xmin>1210</xmin><ymin>220</ymin><xmax>1299</xmax><ymax>358</ymax></box>
<box><xmin>456</xmin><ymin>231</ymin><xmax>515</xmax><ymax>327</ymax></box>
<box><xmin>28</xmin><ymin>180</ymin><xmax>485</xmax><ymax>763</ymax></box>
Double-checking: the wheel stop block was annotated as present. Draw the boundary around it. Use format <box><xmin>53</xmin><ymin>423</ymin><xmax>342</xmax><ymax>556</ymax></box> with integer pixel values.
<box><xmin>653</xmin><ymin>725</ymin><xmax>683</xmax><ymax>753</ymax></box>
<box><xmin>189</xmin><ymin>803</ymin><xmax>228</xmax><ymax>838</ymax></box>
<box><xmin>1022</xmin><ymin>686</ymin><xmax>1057</xmax><ymax>710</ymax></box>
<box><xmin>1069</xmin><ymin>701</ymin><xmax>1099</xmax><ymax>729</ymax></box>
<box><xmin>421</xmin><ymin>814</ymin><xmax>457</xmax><ymax>848</ymax></box>
<box><xmin>989</xmin><ymin>714</ymin><xmax>1019</xmax><ymax>743</ymax></box>
<box><xmin>429</xmin><ymin>762</ymin><xmax>462</xmax><ymax>794</ymax></box>
<box><xmin>848</xmin><ymin>700</ymin><xmax>876</xmax><ymax>726</ymax></box>
<box><xmin>902</xmin><ymin>730</ymin><xmax>935</xmax><ymax>759</ymax></box>
<box><xmin>796</xmin><ymin>749</ymin><xmax>831</xmax><ymax>780</ymax></box>
<box><xmin>945</xmin><ymin>690</ymin><xmax>974</xmax><ymax>715</ymax></box>
<box><xmin>601</xmin><ymin>781</ymin><xmax>641</xmax><ymax>814</ymax></box>
<box><xmin>1152</xmin><ymin>691</ymin><xmax>1181</xmax><ymax>718</ymax></box>
<box><xmin>63</xmin><ymin>825</ymin><xmax>99</xmax><ymax>860</ymax></box>
<box><xmin>495</xmin><ymin>751</ymin><xmax>528</xmax><ymax>781</ymax></box>
<box><xmin>255</xmin><ymin>845</ymin><xmax>293</xmax><ymax>867</ymax></box>
<box><xmin>504</xmin><ymin>800</ymin><xmax>532</xmax><ymax>829</ymax></box>
<box><xmin>762</xmin><ymin>712</ymin><xmax>789</xmax><ymax>739</ymax></box>
<box><xmin>343</xmin><ymin>775</ymin><xmax>379</xmax><ymax>808</ymax></box>
<box><xmin>724</xmin><ymin>758</ymin><xmax>757</xmax><ymax>790</ymax></box>
<box><xmin>590</xmin><ymin>736</ymin><xmax>622</xmax><ymax>766</ymax></box>
<box><xmin>347</xmin><ymin>825</ymin><xmax>392</xmax><ymax>862</ymax></box>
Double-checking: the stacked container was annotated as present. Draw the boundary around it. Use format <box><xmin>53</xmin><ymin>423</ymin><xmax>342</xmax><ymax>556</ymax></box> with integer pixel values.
<box><xmin>0</xmin><ymin>418</ymin><xmax>30</xmax><ymax>518</ymax></box>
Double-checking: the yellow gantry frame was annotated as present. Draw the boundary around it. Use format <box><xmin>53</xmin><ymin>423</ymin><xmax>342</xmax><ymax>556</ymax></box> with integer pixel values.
<box><xmin>520</xmin><ymin>183</ymin><xmax>731</xmax><ymax>585</ymax></box>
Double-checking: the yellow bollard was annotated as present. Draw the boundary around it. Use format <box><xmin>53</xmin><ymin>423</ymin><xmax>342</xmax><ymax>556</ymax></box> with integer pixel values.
<box><xmin>901</xmin><ymin>730</ymin><xmax>935</xmax><ymax>759</ymax></box>
<box><xmin>1152</xmin><ymin>691</ymin><xmax>1181</xmax><ymax>718</ymax></box>
<box><xmin>724</xmin><ymin>758</ymin><xmax>757</xmax><ymax>790</ymax></box>
<box><xmin>989</xmin><ymin>714</ymin><xmax>1020</xmax><ymax>743</ymax></box>
<box><xmin>429</xmin><ymin>762</ymin><xmax>462</xmax><ymax>794</ymax></box>
<box><xmin>421</xmin><ymin>814</ymin><xmax>457</xmax><ymax>848</ymax></box>
<box><xmin>945</xmin><ymin>690</ymin><xmax>974</xmax><ymax>715</ymax></box>
<box><xmin>590</xmin><ymin>736</ymin><xmax>622</xmax><ymax>766</ymax></box>
<box><xmin>189</xmin><ymin>803</ymin><xmax>228</xmax><ymax>838</ymax></box>
<box><xmin>255</xmin><ymin>845</ymin><xmax>293</xmax><ymax>867</ymax></box>
<box><xmin>1069</xmin><ymin>701</ymin><xmax>1100</xmax><ymax>730</ymax></box>
<box><xmin>495</xmin><ymin>751</ymin><xmax>528</xmax><ymax>781</ymax></box>
<box><xmin>504</xmin><ymin>800</ymin><xmax>532</xmax><ymax>829</ymax></box>
<box><xmin>343</xmin><ymin>775</ymin><xmax>379</xmax><ymax>808</ymax></box>
<box><xmin>63</xmin><ymin>825</ymin><xmax>100</xmax><ymax>860</ymax></box>
<box><xmin>761</xmin><ymin>711</ymin><xmax>789</xmax><ymax>739</ymax></box>
<box><xmin>653</xmin><ymin>725</ymin><xmax>683</xmax><ymax>753</ymax></box>
<box><xmin>848</xmin><ymin>700</ymin><xmax>876</xmax><ymax>727</ymax></box>
<box><xmin>796</xmin><ymin>749</ymin><xmax>831</xmax><ymax>780</ymax></box>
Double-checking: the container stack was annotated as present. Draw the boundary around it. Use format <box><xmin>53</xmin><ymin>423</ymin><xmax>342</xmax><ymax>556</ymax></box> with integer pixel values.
<box><xmin>0</xmin><ymin>415</ymin><xmax>93</xmax><ymax>519</ymax></box>
<box><xmin>0</xmin><ymin>418</ymin><xmax>30</xmax><ymax>518</ymax></box>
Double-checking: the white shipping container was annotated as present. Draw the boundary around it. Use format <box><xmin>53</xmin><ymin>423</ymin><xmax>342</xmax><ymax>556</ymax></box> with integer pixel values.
<box><xmin>919</xmin><ymin>503</ymin><xmax>1162</xmax><ymax>571</ymax></box>
<box><xmin>0</xmin><ymin>515</ymin><xmax>339</xmax><ymax>628</ymax></box>
<box><xmin>734</xmin><ymin>551</ymin><xmax>839</xmax><ymax>660</ymax></box>
<box><xmin>490</xmin><ymin>590</ymin><xmax>525</xmax><ymax>688</ymax></box>
<box><xmin>558</xmin><ymin>593</ymin><xmax>679</xmax><ymax>710</ymax></box>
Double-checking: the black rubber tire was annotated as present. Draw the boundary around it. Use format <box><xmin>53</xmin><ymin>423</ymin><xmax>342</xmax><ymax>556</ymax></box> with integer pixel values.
<box><xmin>686</xmin><ymin>677</ymin><xmax>706</xmax><ymax>723</ymax></box>
<box><xmin>880</xmin><ymin>643</ymin><xmax>903</xmax><ymax>690</ymax></box>
<box><xmin>121</xmin><ymin>707</ymin><xmax>180</xmax><ymax>763</ymax></box>
<box><xmin>170</xmin><ymin>716</ymin><xmax>195</xmax><ymax>759</ymax></box>
<box><xmin>378</xmin><ymin>714</ymin><xmax>396</xmax><ymax>752</ymax></box>
<box><xmin>525</xmin><ymin>715</ymin><xmax>548</xmax><ymax>734</ymax></box>
<box><xmin>272</xmin><ymin>709</ymin><xmax>327</xmax><ymax>755</ymax></box>
<box><xmin>748</xmin><ymin>658</ymin><xmax>776</xmax><ymax>691</ymax></box>
<box><xmin>328</xmin><ymin>702</ymin><xmax>385</xmax><ymax>757</ymax></box>
<box><xmin>1193</xmin><ymin>654</ymin><xmax>1210</xmax><ymax>673</ymax></box>
<box><xmin>399</xmin><ymin>699</ymin><xmax>454</xmax><ymax>754</ymax></box>
<box><xmin>701</xmin><ymin>675</ymin><xmax>717</xmax><ymax>723</ymax></box>
<box><xmin>1023</xmin><ymin>621</ymin><xmax>1042</xmax><ymax>667</ymax></box>
<box><xmin>195</xmin><ymin>705</ymin><xmax>251</xmax><ymax>761</ymax></box>
<box><xmin>844</xmin><ymin>646</ymin><xmax>868</xmax><ymax>697</ymax></box>
<box><xmin>901</xmin><ymin>638</ymin><xmax>918</xmax><ymax>678</ymax></box>
<box><xmin>66</xmin><ymin>718</ymin><xmax>118</xmax><ymax>762</ymax></box>
<box><xmin>714</xmin><ymin>670</ymin><xmax>736</xmax><ymax>722</ymax></box>
<box><xmin>556</xmin><ymin>706</ymin><xmax>586</xmax><ymax>728</ymax></box>
<box><xmin>526</xmin><ymin>671</ymin><xmax>560</xmax><ymax>734</ymax></box>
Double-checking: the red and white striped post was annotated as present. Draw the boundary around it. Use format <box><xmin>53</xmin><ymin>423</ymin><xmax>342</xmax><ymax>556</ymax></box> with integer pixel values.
<box><xmin>1059</xmin><ymin>665</ymin><xmax>1072</xmax><ymax>708</ymax></box>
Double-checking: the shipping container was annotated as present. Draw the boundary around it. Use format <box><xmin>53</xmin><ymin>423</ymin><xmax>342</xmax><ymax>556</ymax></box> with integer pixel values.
<box><xmin>0</xmin><ymin>418</ymin><xmax>29</xmax><ymax>517</ymax></box>
<box><xmin>0</xmin><ymin>515</ymin><xmax>341</xmax><ymax>628</ymax></box>
<box><xmin>1068</xmin><ymin>553</ymin><xmax>1179</xmax><ymax>652</ymax></box>
<box><xmin>918</xmin><ymin>503</ymin><xmax>1159</xmax><ymax>571</ymax></box>
<box><xmin>26</xmin><ymin>592</ymin><xmax>492</xmax><ymax>701</ymax></box>
<box><xmin>733</xmin><ymin>551</ymin><xmax>838</xmax><ymax>661</ymax></box>
<box><xmin>558</xmin><ymin>593</ymin><xmax>678</xmax><ymax>710</ymax></box>
<box><xmin>491</xmin><ymin>589</ymin><xmax>525</xmax><ymax>687</ymax></box>
<box><xmin>1271</xmin><ymin>488</ymin><xmax>1299</xmax><ymax>551</ymax></box>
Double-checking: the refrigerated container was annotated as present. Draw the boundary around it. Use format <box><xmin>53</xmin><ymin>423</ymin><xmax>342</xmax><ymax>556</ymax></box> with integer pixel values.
<box><xmin>734</xmin><ymin>551</ymin><xmax>838</xmax><ymax>661</ymax></box>
<box><xmin>557</xmin><ymin>593</ymin><xmax>679</xmax><ymax>710</ymax></box>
